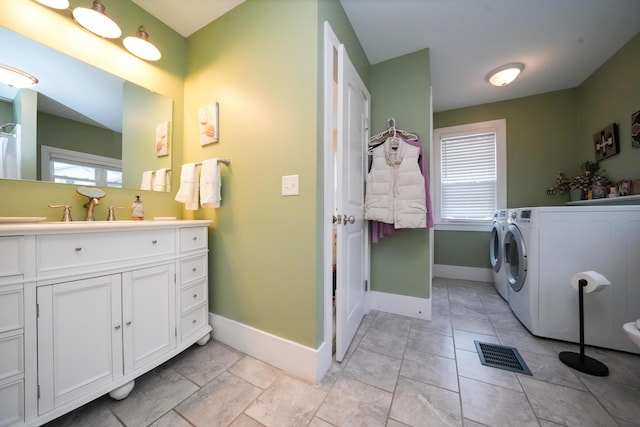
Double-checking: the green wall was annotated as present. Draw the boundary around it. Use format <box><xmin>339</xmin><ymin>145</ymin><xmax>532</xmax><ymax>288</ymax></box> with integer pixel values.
<box><xmin>369</xmin><ymin>50</ymin><xmax>432</xmax><ymax>298</ymax></box>
<box><xmin>433</xmin><ymin>32</ymin><xmax>640</xmax><ymax>270</ymax></box>
<box><xmin>0</xmin><ymin>0</ymin><xmax>186</xmax><ymax>220</ymax></box>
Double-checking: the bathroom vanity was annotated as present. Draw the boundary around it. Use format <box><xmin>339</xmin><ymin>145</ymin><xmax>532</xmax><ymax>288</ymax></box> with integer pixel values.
<box><xmin>0</xmin><ymin>220</ymin><xmax>212</xmax><ymax>427</ymax></box>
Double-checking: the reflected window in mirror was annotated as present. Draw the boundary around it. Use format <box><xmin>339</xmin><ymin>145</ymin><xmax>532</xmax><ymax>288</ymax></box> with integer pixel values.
<box><xmin>41</xmin><ymin>146</ymin><xmax>122</xmax><ymax>187</ymax></box>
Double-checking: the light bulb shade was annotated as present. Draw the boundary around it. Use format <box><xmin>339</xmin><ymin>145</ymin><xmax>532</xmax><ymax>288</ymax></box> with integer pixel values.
<box><xmin>487</xmin><ymin>63</ymin><xmax>524</xmax><ymax>87</ymax></box>
<box><xmin>0</xmin><ymin>64</ymin><xmax>38</xmax><ymax>88</ymax></box>
<box><xmin>72</xmin><ymin>0</ymin><xmax>121</xmax><ymax>38</ymax></box>
<box><xmin>34</xmin><ymin>0</ymin><xmax>70</xmax><ymax>9</ymax></box>
<box><xmin>124</xmin><ymin>26</ymin><xmax>161</xmax><ymax>61</ymax></box>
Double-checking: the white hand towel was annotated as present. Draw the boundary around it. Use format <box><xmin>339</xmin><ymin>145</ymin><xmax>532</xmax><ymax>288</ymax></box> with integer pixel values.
<box><xmin>140</xmin><ymin>170</ymin><xmax>153</xmax><ymax>191</ymax></box>
<box><xmin>200</xmin><ymin>158</ymin><xmax>221</xmax><ymax>208</ymax></box>
<box><xmin>175</xmin><ymin>163</ymin><xmax>199</xmax><ymax>210</ymax></box>
<box><xmin>153</xmin><ymin>168</ymin><xmax>167</xmax><ymax>192</ymax></box>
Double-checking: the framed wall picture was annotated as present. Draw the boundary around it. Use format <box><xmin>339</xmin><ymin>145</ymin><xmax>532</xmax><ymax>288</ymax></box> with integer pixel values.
<box><xmin>199</xmin><ymin>102</ymin><xmax>219</xmax><ymax>146</ymax></box>
<box><xmin>632</xmin><ymin>110</ymin><xmax>640</xmax><ymax>148</ymax></box>
<box><xmin>593</xmin><ymin>123</ymin><xmax>619</xmax><ymax>161</ymax></box>
<box><xmin>155</xmin><ymin>121</ymin><xmax>170</xmax><ymax>157</ymax></box>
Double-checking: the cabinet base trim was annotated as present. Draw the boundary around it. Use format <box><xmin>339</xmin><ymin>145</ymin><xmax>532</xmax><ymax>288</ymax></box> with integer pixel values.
<box><xmin>209</xmin><ymin>313</ymin><xmax>320</xmax><ymax>383</ymax></box>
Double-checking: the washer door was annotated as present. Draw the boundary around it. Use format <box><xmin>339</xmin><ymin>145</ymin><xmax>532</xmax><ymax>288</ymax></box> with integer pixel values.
<box><xmin>504</xmin><ymin>223</ymin><xmax>527</xmax><ymax>292</ymax></box>
<box><xmin>489</xmin><ymin>223</ymin><xmax>502</xmax><ymax>272</ymax></box>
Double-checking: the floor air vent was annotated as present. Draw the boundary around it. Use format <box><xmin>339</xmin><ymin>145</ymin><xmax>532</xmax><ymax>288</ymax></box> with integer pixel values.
<box><xmin>474</xmin><ymin>341</ymin><xmax>532</xmax><ymax>375</ymax></box>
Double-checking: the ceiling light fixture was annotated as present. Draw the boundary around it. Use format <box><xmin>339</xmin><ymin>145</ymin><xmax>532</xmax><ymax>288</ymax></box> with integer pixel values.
<box><xmin>34</xmin><ymin>0</ymin><xmax>69</xmax><ymax>9</ymax></box>
<box><xmin>72</xmin><ymin>0</ymin><xmax>122</xmax><ymax>39</ymax></box>
<box><xmin>123</xmin><ymin>26</ymin><xmax>161</xmax><ymax>61</ymax></box>
<box><xmin>487</xmin><ymin>63</ymin><xmax>525</xmax><ymax>87</ymax></box>
<box><xmin>0</xmin><ymin>64</ymin><xmax>38</xmax><ymax>88</ymax></box>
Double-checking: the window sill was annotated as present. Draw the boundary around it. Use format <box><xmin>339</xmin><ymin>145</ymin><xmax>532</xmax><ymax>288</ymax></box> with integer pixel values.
<box><xmin>434</xmin><ymin>222</ymin><xmax>492</xmax><ymax>232</ymax></box>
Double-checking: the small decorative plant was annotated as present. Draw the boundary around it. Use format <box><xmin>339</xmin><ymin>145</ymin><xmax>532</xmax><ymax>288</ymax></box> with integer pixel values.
<box><xmin>548</xmin><ymin>161</ymin><xmax>609</xmax><ymax>198</ymax></box>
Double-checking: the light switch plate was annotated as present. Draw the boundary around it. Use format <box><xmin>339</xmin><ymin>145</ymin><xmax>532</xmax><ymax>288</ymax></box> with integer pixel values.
<box><xmin>282</xmin><ymin>174</ymin><xmax>299</xmax><ymax>196</ymax></box>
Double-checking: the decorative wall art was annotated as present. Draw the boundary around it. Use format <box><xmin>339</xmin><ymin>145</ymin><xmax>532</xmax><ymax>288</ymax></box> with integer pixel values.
<box><xmin>632</xmin><ymin>110</ymin><xmax>640</xmax><ymax>148</ymax></box>
<box><xmin>199</xmin><ymin>102</ymin><xmax>219</xmax><ymax>146</ymax></box>
<box><xmin>593</xmin><ymin>123</ymin><xmax>619</xmax><ymax>161</ymax></box>
<box><xmin>155</xmin><ymin>121</ymin><xmax>170</xmax><ymax>157</ymax></box>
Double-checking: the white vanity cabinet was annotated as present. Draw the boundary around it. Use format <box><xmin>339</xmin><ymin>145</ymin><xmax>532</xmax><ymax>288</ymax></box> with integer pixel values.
<box><xmin>0</xmin><ymin>220</ymin><xmax>211</xmax><ymax>427</ymax></box>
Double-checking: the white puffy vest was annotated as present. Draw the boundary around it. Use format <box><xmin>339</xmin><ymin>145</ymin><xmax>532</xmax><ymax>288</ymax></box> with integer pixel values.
<box><xmin>365</xmin><ymin>138</ymin><xmax>427</xmax><ymax>228</ymax></box>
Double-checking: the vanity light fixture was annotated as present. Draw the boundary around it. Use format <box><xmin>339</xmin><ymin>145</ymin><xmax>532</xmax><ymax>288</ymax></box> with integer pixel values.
<box><xmin>123</xmin><ymin>26</ymin><xmax>161</xmax><ymax>61</ymax></box>
<box><xmin>486</xmin><ymin>62</ymin><xmax>525</xmax><ymax>87</ymax></box>
<box><xmin>34</xmin><ymin>0</ymin><xmax>69</xmax><ymax>9</ymax></box>
<box><xmin>0</xmin><ymin>64</ymin><xmax>38</xmax><ymax>88</ymax></box>
<box><xmin>72</xmin><ymin>0</ymin><xmax>122</xmax><ymax>39</ymax></box>
<box><xmin>32</xmin><ymin>0</ymin><xmax>162</xmax><ymax>61</ymax></box>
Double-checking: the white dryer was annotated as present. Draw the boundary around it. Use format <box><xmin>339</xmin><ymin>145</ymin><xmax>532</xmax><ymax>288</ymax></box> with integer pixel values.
<box><xmin>489</xmin><ymin>209</ymin><xmax>509</xmax><ymax>300</ymax></box>
<box><xmin>505</xmin><ymin>205</ymin><xmax>640</xmax><ymax>354</ymax></box>
<box><xmin>504</xmin><ymin>208</ymin><xmax>539</xmax><ymax>335</ymax></box>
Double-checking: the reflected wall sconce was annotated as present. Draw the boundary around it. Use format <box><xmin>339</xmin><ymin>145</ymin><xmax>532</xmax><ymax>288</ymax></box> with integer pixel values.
<box><xmin>0</xmin><ymin>64</ymin><xmax>39</xmax><ymax>88</ymax></box>
<box><xmin>486</xmin><ymin>63</ymin><xmax>524</xmax><ymax>87</ymax></box>
<box><xmin>33</xmin><ymin>0</ymin><xmax>162</xmax><ymax>61</ymax></box>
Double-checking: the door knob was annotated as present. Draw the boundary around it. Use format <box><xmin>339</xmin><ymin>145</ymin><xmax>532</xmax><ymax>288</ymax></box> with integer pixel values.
<box><xmin>344</xmin><ymin>215</ymin><xmax>355</xmax><ymax>225</ymax></box>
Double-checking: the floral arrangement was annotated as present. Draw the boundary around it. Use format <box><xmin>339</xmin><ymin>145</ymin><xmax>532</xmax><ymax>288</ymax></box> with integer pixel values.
<box><xmin>549</xmin><ymin>161</ymin><xmax>610</xmax><ymax>196</ymax></box>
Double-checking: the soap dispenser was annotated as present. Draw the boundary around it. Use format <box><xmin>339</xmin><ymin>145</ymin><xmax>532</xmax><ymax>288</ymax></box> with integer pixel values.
<box><xmin>131</xmin><ymin>195</ymin><xmax>144</xmax><ymax>220</ymax></box>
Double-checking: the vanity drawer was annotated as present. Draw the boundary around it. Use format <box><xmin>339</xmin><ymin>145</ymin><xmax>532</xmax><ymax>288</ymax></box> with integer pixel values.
<box><xmin>0</xmin><ymin>378</ymin><xmax>23</xmax><ymax>427</ymax></box>
<box><xmin>181</xmin><ymin>304</ymin><xmax>208</xmax><ymax>341</ymax></box>
<box><xmin>180</xmin><ymin>256</ymin><xmax>206</xmax><ymax>283</ymax></box>
<box><xmin>0</xmin><ymin>331</ymin><xmax>23</xmax><ymax>381</ymax></box>
<box><xmin>0</xmin><ymin>237</ymin><xmax>23</xmax><ymax>279</ymax></box>
<box><xmin>180</xmin><ymin>227</ymin><xmax>207</xmax><ymax>253</ymax></box>
<box><xmin>37</xmin><ymin>229</ymin><xmax>176</xmax><ymax>273</ymax></box>
<box><xmin>0</xmin><ymin>286</ymin><xmax>23</xmax><ymax>333</ymax></box>
<box><xmin>180</xmin><ymin>279</ymin><xmax>207</xmax><ymax>313</ymax></box>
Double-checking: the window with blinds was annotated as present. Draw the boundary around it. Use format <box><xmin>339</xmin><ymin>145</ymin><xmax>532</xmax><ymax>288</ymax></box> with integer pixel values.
<box><xmin>433</xmin><ymin>119</ymin><xmax>506</xmax><ymax>230</ymax></box>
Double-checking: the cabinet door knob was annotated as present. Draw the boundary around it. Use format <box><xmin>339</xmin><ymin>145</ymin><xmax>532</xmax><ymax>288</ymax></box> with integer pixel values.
<box><xmin>192</xmin><ymin>319</ymin><xmax>197</xmax><ymax>324</ymax></box>
<box><xmin>75</xmin><ymin>247</ymin><xmax>82</xmax><ymax>252</ymax></box>
<box><xmin>192</xmin><ymin>267</ymin><xmax>197</xmax><ymax>272</ymax></box>
<box><xmin>115</xmin><ymin>325</ymin><xmax>121</xmax><ymax>330</ymax></box>
<box><xmin>192</xmin><ymin>236</ymin><xmax>197</xmax><ymax>241</ymax></box>
<box><xmin>193</xmin><ymin>293</ymin><xmax>198</xmax><ymax>298</ymax></box>
<box><xmin>152</xmin><ymin>240</ymin><xmax>158</xmax><ymax>244</ymax></box>
<box><xmin>126</xmin><ymin>321</ymin><xmax>132</xmax><ymax>326</ymax></box>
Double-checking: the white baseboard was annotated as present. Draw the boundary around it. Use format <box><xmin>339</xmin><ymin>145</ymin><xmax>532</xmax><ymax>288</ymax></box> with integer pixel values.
<box><xmin>433</xmin><ymin>264</ymin><xmax>492</xmax><ymax>282</ymax></box>
<box><xmin>209</xmin><ymin>313</ymin><xmax>326</xmax><ymax>384</ymax></box>
<box><xmin>369</xmin><ymin>291</ymin><xmax>431</xmax><ymax>320</ymax></box>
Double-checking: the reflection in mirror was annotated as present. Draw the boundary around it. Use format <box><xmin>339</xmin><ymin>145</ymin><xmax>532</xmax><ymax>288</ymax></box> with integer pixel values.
<box><xmin>0</xmin><ymin>26</ymin><xmax>173</xmax><ymax>191</ymax></box>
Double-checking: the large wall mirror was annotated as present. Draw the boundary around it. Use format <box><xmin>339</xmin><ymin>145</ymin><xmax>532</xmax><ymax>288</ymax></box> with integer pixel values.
<box><xmin>0</xmin><ymin>27</ymin><xmax>173</xmax><ymax>192</ymax></box>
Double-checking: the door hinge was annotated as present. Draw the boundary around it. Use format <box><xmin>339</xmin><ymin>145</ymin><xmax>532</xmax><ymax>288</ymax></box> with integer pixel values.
<box><xmin>174</xmin><ymin>273</ymin><xmax>177</xmax><ymax>284</ymax></box>
<box><xmin>175</xmin><ymin>327</ymin><xmax>177</xmax><ymax>337</ymax></box>
<box><xmin>36</xmin><ymin>303</ymin><xmax>39</xmax><ymax>318</ymax></box>
<box><xmin>364</xmin><ymin>279</ymin><xmax>369</xmax><ymax>292</ymax></box>
<box><xmin>37</xmin><ymin>384</ymin><xmax>40</xmax><ymax>399</ymax></box>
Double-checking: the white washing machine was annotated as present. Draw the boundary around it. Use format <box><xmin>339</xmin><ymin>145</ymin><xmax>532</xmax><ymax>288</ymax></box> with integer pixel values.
<box><xmin>505</xmin><ymin>205</ymin><xmax>640</xmax><ymax>354</ymax></box>
<box><xmin>489</xmin><ymin>209</ymin><xmax>509</xmax><ymax>301</ymax></box>
<box><xmin>504</xmin><ymin>208</ymin><xmax>539</xmax><ymax>335</ymax></box>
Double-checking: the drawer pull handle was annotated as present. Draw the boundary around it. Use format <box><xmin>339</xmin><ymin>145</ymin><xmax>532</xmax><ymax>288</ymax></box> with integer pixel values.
<box><xmin>192</xmin><ymin>319</ymin><xmax>197</xmax><ymax>324</ymax></box>
<box><xmin>126</xmin><ymin>321</ymin><xmax>132</xmax><ymax>326</ymax></box>
<box><xmin>115</xmin><ymin>325</ymin><xmax>121</xmax><ymax>330</ymax></box>
<box><xmin>193</xmin><ymin>293</ymin><xmax>198</xmax><ymax>298</ymax></box>
<box><xmin>193</xmin><ymin>236</ymin><xmax>197</xmax><ymax>241</ymax></box>
<box><xmin>75</xmin><ymin>247</ymin><xmax>82</xmax><ymax>252</ymax></box>
<box><xmin>152</xmin><ymin>240</ymin><xmax>158</xmax><ymax>244</ymax></box>
<box><xmin>192</xmin><ymin>267</ymin><xmax>197</xmax><ymax>272</ymax></box>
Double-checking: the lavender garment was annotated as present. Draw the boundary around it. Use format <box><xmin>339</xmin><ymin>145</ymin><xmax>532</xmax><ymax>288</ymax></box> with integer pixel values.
<box><xmin>370</xmin><ymin>137</ymin><xmax>433</xmax><ymax>243</ymax></box>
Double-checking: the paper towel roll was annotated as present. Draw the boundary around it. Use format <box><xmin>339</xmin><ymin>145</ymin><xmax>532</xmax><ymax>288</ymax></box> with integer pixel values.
<box><xmin>570</xmin><ymin>271</ymin><xmax>610</xmax><ymax>293</ymax></box>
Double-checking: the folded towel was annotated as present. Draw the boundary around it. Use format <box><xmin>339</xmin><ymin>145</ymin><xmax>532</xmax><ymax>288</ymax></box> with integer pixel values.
<box><xmin>140</xmin><ymin>170</ymin><xmax>153</xmax><ymax>191</ymax></box>
<box><xmin>153</xmin><ymin>168</ymin><xmax>167</xmax><ymax>192</ymax></box>
<box><xmin>200</xmin><ymin>158</ymin><xmax>221</xmax><ymax>208</ymax></box>
<box><xmin>175</xmin><ymin>163</ymin><xmax>199</xmax><ymax>210</ymax></box>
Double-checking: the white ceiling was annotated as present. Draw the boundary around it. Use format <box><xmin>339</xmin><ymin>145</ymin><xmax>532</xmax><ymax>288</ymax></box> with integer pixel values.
<box><xmin>134</xmin><ymin>0</ymin><xmax>640</xmax><ymax>112</ymax></box>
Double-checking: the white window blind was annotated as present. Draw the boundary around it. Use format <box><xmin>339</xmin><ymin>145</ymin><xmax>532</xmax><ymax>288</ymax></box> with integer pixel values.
<box><xmin>440</xmin><ymin>132</ymin><xmax>496</xmax><ymax>221</ymax></box>
<box><xmin>432</xmin><ymin>119</ymin><xmax>506</xmax><ymax>231</ymax></box>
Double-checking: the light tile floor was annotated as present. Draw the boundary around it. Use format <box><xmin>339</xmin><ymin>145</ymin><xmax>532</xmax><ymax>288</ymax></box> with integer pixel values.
<box><xmin>46</xmin><ymin>278</ymin><xmax>640</xmax><ymax>427</ymax></box>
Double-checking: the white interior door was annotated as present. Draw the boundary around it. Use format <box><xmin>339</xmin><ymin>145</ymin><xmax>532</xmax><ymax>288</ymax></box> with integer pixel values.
<box><xmin>335</xmin><ymin>44</ymin><xmax>369</xmax><ymax>362</ymax></box>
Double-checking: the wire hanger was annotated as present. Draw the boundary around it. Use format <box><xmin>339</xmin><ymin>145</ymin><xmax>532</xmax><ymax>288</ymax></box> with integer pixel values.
<box><xmin>368</xmin><ymin>118</ymin><xmax>418</xmax><ymax>152</ymax></box>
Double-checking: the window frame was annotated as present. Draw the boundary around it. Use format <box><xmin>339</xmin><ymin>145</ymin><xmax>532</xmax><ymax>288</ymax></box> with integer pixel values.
<box><xmin>432</xmin><ymin>119</ymin><xmax>506</xmax><ymax>231</ymax></box>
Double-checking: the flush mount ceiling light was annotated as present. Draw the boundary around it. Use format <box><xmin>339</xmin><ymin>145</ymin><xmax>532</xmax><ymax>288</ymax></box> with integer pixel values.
<box><xmin>34</xmin><ymin>0</ymin><xmax>69</xmax><ymax>8</ymax></box>
<box><xmin>0</xmin><ymin>64</ymin><xmax>38</xmax><ymax>88</ymax></box>
<box><xmin>72</xmin><ymin>0</ymin><xmax>122</xmax><ymax>39</ymax></box>
<box><xmin>487</xmin><ymin>63</ymin><xmax>525</xmax><ymax>87</ymax></box>
<box><xmin>123</xmin><ymin>26</ymin><xmax>161</xmax><ymax>61</ymax></box>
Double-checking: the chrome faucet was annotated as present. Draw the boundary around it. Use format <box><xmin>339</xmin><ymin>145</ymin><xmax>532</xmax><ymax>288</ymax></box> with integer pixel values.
<box><xmin>84</xmin><ymin>197</ymin><xmax>100</xmax><ymax>221</ymax></box>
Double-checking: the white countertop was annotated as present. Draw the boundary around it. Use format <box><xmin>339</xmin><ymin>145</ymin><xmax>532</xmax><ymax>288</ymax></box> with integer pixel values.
<box><xmin>0</xmin><ymin>219</ymin><xmax>212</xmax><ymax>235</ymax></box>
